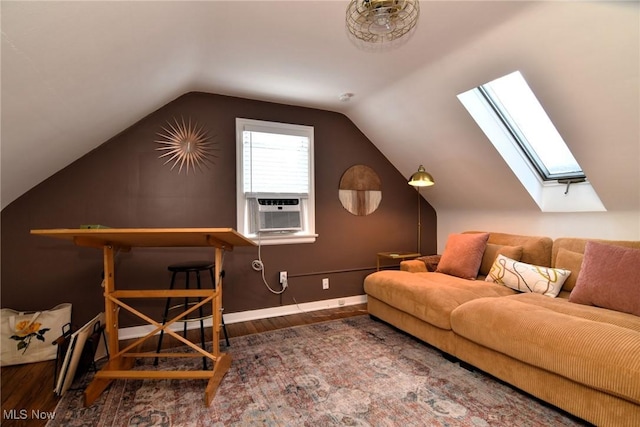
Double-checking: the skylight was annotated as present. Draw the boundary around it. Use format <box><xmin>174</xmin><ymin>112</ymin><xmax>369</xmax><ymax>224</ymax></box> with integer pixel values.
<box><xmin>458</xmin><ymin>70</ymin><xmax>605</xmax><ymax>212</ymax></box>
<box><xmin>479</xmin><ymin>71</ymin><xmax>585</xmax><ymax>181</ymax></box>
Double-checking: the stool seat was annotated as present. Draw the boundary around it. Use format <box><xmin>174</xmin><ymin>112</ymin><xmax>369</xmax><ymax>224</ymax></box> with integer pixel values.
<box><xmin>168</xmin><ymin>261</ymin><xmax>214</xmax><ymax>272</ymax></box>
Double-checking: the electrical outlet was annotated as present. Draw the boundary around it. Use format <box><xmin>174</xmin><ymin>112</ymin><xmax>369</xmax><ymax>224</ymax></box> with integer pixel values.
<box><xmin>279</xmin><ymin>271</ymin><xmax>288</xmax><ymax>284</ymax></box>
<box><xmin>322</xmin><ymin>278</ymin><xmax>329</xmax><ymax>290</ymax></box>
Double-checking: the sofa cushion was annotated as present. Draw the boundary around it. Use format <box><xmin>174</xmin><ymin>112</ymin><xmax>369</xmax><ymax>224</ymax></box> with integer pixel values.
<box><xmin>450</xmin><ymin>293</ymin><xmax>640</xmax><ymax>404</ymax></box>
<box><xmin>364</xmin><ymin>270</ymin><xmax>515</xmax><ymax>330</ymax></box>
<box><xmin>485</xmin><ymin>254</ymin><xmax>571</xmax><ymax>298</ymax></box>
<box><xmin>569</xmin><ymin>241</ymin><xmax>640</xmax><ymax>317</ymax></box>
<box><xmin>554</xmin><ymin>248</ymin><xmax>583</xmax><ymax>293</ymax></box>
<box><xmin>436</xmin><ymin>233</ymin><xmax>489</xmax><ymax>279</ymax></box>
<box><xmin>551</xmin><ymin>237</ymin><xmax>640</xmax><ymax>268</ymax></box>
<box><xmin>468</xmin><ymin>231</ymin><xmax>553</xmax><ymax>267</ymax></box>
<box><xmin>479</xmin><ymin>243</ymin><xmax>523</xmax><ymax>276</ymax></box>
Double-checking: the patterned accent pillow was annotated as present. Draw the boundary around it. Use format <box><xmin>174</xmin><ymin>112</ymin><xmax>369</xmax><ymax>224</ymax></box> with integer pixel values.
<box><xmin>485</xmin><ymin>254</ymin><xmax>571</xmax><ymax>297</ymax></box>
<box><xmin>436</xmin><ymin>233</ymin><xmax>489</xmax><ymax>280</ymax></box>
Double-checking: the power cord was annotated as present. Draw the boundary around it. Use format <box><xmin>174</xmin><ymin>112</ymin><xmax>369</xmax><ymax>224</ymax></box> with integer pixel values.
<box><xmin>252</xmin><ymin>232</ymin><xmax>287</xmax><ymax>295</ymax></box>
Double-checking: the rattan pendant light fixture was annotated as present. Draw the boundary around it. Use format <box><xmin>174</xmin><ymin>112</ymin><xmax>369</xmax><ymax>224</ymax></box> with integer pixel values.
<box><xmin>346</xmin><ymin>0</ymin><xmax>420</xmax><ymax>43</ymax></box>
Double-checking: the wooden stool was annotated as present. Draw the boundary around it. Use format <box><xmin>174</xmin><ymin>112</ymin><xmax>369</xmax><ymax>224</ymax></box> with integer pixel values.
<box><xmin>154</xmin><ymin>261</ymin><xmax>230</xmax><ymax>369</ymax></box>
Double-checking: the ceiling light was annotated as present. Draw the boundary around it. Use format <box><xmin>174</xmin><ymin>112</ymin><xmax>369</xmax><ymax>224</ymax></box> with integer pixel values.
<box><xmin>346</xmin><ymin>0</ymin><xmax>420</xmax><ymax>44</ymax></box>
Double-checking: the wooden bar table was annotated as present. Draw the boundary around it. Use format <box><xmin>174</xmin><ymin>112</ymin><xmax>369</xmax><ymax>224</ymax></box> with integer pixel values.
<box><xmin>30</xmin><ymin>227</ymin><xmax>256</xmax><ymax>406</ymax></box>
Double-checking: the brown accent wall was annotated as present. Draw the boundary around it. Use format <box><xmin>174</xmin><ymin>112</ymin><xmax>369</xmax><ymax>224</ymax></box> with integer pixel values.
<box><xmin>1</xmin><ymin>92</ymin><xmax>436</xmax><ymax>328</ymax></box>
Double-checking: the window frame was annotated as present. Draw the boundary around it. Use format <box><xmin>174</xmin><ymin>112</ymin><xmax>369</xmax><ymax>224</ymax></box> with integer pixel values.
<box><xmin>457</xmin><ymin>71</ymin><xmax>605</xmax><ymax>212</ymax></box>
<box><xmin>477</xmin><ymin>72</ymin><xmax>586</xmax><ymax>182</ymax></box>
<box><xmin>236</xmin><ymin>118</ymin><xmax>317</xmax><ymax>245</ymax></box>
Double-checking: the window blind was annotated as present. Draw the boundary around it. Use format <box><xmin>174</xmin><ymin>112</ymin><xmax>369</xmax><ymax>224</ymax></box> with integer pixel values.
<box><xmin>242</xmin><ymin>130</ymin><xmax>310</xmax><ymax>195</ymax></box>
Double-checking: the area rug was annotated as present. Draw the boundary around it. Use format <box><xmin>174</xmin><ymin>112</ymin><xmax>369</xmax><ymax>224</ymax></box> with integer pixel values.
<box><xmin>48</xmin><ymin>315</ymin><xmax>589</xmax><ymax>427</ymax></box>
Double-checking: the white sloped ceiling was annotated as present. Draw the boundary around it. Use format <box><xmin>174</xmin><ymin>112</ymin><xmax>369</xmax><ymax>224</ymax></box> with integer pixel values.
<box><xmin>1</xmin><ymin>1</ymin><xmax>638</xmax><ymax>217</ymax></box>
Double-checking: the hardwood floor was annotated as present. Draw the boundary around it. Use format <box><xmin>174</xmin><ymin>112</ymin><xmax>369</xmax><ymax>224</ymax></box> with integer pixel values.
<box><xmin>0</xmin><ymin>304</ymin><xmax>367</xmax><ymax>427</ymax></box>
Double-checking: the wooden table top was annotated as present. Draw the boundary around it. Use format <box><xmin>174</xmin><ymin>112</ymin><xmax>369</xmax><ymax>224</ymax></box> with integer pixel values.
<box><xmin>30</xmin><ymin>227</ymin><xmax>256</xmax><ymax>250</ymax></box>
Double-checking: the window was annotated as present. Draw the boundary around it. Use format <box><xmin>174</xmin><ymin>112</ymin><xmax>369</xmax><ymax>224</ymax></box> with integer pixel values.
<box><xmin>479</xmin><ymin>71</ymin><xmax>585</xmax><ymax>181</ymax></box>
<box><xmin>458</xmin><ymin>71</ymin><xmax>605</xmax><ymax>212</ymax></box>
<box><xmin>236</xmin><ymin>118</ymin><xmax>316</xmax><ymax>244</ymax></box>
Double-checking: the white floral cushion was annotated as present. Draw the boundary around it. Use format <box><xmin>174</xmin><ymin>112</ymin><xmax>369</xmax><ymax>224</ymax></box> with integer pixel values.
<box><xmin>485</xmin><ymin>254</ymin><xmax>571</xmax><ymax>298</ymax></box>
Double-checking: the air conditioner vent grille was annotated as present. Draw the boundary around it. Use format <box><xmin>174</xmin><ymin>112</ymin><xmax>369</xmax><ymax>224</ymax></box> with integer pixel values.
<box><xmin>249</xmin><ymin>197</ymin><xmax>302</xmax><ymax>233</ymax></box>
<box><xmin>258</xmin><ymin>198</ymin><xmax>300</xmax><ymax>206</ymax></box>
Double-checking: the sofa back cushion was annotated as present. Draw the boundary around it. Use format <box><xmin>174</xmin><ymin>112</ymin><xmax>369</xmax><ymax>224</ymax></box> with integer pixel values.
<box><xmin>479</xmin><ymin>243</ymin><xmax>524</xmax><ymax>277</ymax></box>
<box><xmin>552</xmin><ymin>237</ymin><xmax>640</xmax><ymax>295</ymax></box>
<box><xmin>552</xmin><ymin>237</ymin><xmax>640</xmax><ymax>265</ymax></box>
<box><xmin>554</xmin><ymin>248</ymin><xmax>583</xmax><ymax>292</ymax></box>
<box><xmin>466</xmin><ymin>231</ymin><xmax>553</xmax><ymax>268</ymax></box>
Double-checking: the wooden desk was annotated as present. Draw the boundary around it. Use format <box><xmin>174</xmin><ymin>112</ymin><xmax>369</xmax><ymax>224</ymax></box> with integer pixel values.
<box><xmin>30</xmin><ymin>228</ymin><xmax>256</xmax><ymax>406</ymax></box>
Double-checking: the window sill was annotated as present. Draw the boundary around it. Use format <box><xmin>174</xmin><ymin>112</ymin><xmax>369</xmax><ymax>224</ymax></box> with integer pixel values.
<box><xmin>248</xmin><ymin>233</ymin><xmax>318</xmax><ymax>246</ymax></box>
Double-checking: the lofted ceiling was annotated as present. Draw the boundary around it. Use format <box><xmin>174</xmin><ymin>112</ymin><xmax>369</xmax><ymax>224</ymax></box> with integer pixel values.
<box><xmin>1</xmin><ymin>1</ymin><xmax>638</xmax><ymax>214</ymax></box>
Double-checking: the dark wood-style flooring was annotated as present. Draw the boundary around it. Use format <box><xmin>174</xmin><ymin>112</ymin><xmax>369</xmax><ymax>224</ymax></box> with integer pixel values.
<box><xmin>1</xmin><ymin>303</ymin><xmax>368</xmax><ymax>427</ymax></box>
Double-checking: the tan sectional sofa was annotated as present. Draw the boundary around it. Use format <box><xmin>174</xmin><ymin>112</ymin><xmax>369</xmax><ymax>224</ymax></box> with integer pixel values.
<box><xmin>363</xmin><ymin>232</ymin><xmax>640</xmax><ymax>427</ymax></box>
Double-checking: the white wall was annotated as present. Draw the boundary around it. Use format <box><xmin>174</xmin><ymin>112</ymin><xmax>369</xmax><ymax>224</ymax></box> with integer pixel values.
<box><xmin>436</xmin><ymin>209</ymin><xmax>640</xmax><ymax>253</ymax></box>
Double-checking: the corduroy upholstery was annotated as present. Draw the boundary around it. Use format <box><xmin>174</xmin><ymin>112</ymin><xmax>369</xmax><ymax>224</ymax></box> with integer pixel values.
<box><xmin>553</xmin><ymin>237</ymin><xmax>640</xmax><ymax>296</ymax></box>
<box><xmin>364</xmin><ymin>232</ymin><xmax>640</xmax><ymax>426</ymax></box>
<box><xmin>451</xmin><ymin>293</ymin><xmax>640</xmax><ymax>404</ymax></box>
<box><xmin>364</xmin><ymin>271</ymin><xmax>515</xmax><ymax>330</ymax></box>
<box><xmin>401</xmin><ymin>231</ymin><xmax>553</xmax><ymax>274</ymax></box>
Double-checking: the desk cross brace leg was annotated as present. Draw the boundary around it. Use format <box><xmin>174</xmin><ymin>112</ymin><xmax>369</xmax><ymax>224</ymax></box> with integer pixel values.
<box><xmin>84</xmin><ymin>245</ymin><xmax>231</xmax><ymax>407</ymax></box>
<box><xmin>106</xmin><ymin>293</ymin><xmax>218</xmax><ymax>362</ymax></box>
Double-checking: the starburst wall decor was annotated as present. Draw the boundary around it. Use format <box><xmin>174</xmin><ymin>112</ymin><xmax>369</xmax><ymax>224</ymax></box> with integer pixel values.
<box><xmin>155</xmin><ymin>117</ymin><xmax>218</xmax><ymax>174</ymax></box>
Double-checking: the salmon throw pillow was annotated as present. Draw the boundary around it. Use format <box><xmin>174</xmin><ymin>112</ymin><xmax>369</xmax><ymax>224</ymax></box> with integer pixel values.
<box><xmin>436</xmin><ymin>233</ymin><xmax>489</xmax><ymax>280</ymax></box>
<box><xmin>569</xmin><ymin>241</ymin><xmax>640</xmax><ymax>316</ymax></box>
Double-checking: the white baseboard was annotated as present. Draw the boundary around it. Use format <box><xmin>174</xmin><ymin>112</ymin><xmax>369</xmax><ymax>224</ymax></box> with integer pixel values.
<box><xmin>118</xmin><ymin>294</ymin><xmax>368</xmax><ymax>341</ymax></box>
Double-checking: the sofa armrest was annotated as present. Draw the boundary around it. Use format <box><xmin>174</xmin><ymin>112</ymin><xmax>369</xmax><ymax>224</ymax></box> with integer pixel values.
<box><xmin>400</xmin><ymin>255</ymin><xmax>441</xmax><ymax>273</ymax></box>
<box><xmin>400</xmin><ymin>260</ymin><xmax>428</xmax><ymax>272</ymax></box>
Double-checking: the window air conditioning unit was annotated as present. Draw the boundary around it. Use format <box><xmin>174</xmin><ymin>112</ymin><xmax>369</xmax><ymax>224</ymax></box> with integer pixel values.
<box><xmin>249</xmin><ymin>198</ymin><xmax>302</xmax><ymax>233</ymax></box>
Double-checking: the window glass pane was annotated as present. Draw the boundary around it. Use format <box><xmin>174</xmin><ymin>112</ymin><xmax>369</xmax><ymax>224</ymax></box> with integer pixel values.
<box><xmin>482</xmin><ymin>71</ymin><xmax>584</xmax><ymax>179</ymax></box>
<box><xmin>243</xmin><ymin>130</ymin><xmax>310</xmax><ymax>194</ymax></box>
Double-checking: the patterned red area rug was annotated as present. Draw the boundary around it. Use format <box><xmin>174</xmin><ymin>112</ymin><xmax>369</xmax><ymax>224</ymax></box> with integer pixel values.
<box><xmin>48</xmin><ymin>315</ymin><xmax>589</xmax><ymax>426</ymax></box>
